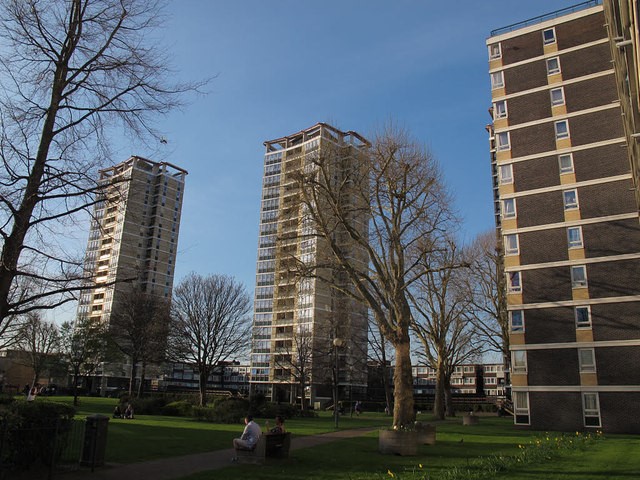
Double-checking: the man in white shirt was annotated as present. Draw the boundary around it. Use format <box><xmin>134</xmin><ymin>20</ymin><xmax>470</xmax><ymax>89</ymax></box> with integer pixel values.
<box><xmin>233</xmin><ymin>415</ymin><xmax>262</xmax><ymax>451</ymax></box>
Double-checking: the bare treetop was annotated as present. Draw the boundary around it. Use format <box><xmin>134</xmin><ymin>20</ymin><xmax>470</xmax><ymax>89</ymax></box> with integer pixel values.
<box><xmin>0</xmin><ymin>0</ymin><xmax>207</xmax><ymax>339</ymax></box>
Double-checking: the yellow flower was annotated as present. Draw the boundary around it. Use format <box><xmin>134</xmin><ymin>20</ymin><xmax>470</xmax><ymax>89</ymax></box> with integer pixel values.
<box><xmin>419</xmin><ymin>464</ymin><xmax>423</xmax><ymax>468</ymax></box>
<box><xmin>388</xmin><ymin>470</ymin><xmax>395</xmax><ymax>478</ymax></box>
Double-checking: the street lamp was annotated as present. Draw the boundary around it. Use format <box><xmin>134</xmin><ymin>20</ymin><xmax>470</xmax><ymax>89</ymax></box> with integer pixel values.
<box><xmin>332</xmin><ymin>337</ymin><xmax>344</xmax><ymax>429</ymax></box>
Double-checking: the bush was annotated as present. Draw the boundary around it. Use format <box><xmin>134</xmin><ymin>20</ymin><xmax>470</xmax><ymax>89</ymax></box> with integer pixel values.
<box><xmin>162</xmin><ymin>400</ymin><xmax>194</xmax><ymax>417</ymax></box>
<box><xmin>130</xmin><ymin>397</ymin><xmax>168</xmax><ymax>415</ymax></box>
<box><xmin>1</xmin><ymin>400</ymin><xmax>76</xmax><ymax>471</ymax></box>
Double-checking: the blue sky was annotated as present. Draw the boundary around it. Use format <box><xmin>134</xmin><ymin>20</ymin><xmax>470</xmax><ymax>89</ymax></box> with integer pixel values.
<box><xmin>103</xmin><ymin>0</ymin><xmax>585</xmax><ymax>306</ymax></box>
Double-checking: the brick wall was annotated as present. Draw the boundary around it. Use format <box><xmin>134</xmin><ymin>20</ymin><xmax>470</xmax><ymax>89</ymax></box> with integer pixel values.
<box><xmin>501</xmin><ymin>30</ymin><xmax>544</xmax><ymax>65</ymax></box>
<box><xmin>592</xmin><ymin>302</ymin><xmax>640</xmax><ymax>341</ymax></box>
<box><xmin>504</xmin><ymin>61</ymin><xmax>548</xmax><ymax>95</ymax></box>
<box><xmin>519</xmin><ymin>228</ymin><xmax>568</xmax><ymax>265</ymax></box>
<box><xmin>560</xmin><ymin>43</ymin><xmax>612</xmax><ymax>81</ymax></box>
<box><xmin>574</xmin><ymin>143</ymin><xmax>629</xmax><ymax>182</ymax></box>
<box><xmin>570</xmin><ymin>109</ymin><xmax>624</xmax><ymax>147</ymax></box>
<box><xmin>565</xmin><ymin>74</ymin><xmax>619</xmax><ymax>112</ymax></box>
<box><xmin>528</xmin><ymin>348</ymin><xmax>580</xmax><ymax>385</ymax></box>
<box><xmin>587</xmin><ymin>258</ymin><xmax>640</xmax><ymax>298</ymax></box>
<box><xmin>508</xmin><ymin>90</ymin><xmax>552</xmax><ymax>125</ymax></box>
<box><xmin>556</xmin><ymin>12</ymin><xmax>606</xmax><ymax>49</ymax></box>
<box><xmin>579</xmin><ymin>180</ymin><xmax>637</xmax><ymax>219</ymax></box>
<box><xmin>511</xmin><ymin>122</ymin><xmax>557</xmax><ymax>158</ymax></box>
<box><xmin>583</xmin><ymin>219</ymin><xmax>640</xmax><ymax>257</ymax></box>
<box><xmin>596</xmin><ymin>346</ymin><xmax>640</xmax><ymax>385</ymax></box>
<box><xmin>524</xmin><ymin>306</ymin><xmax>576</xmax><ymax>344</ymax></box>
<box><xmin>514</xmin><ymin>154</ymin><xmax>559</xmax><ymax>191</ymax></box>
<box><xmin>522</xmin><ymin>267</ymin><xmax>573</xmax><ymax>303</ymax></box>
<box><xmin>530</xmin><ymin>391</ymin><xmax>583</xmax><ymax>431</ymax></box>
<box><xmin>517</xmin><ymin>191</ymin><xmax>565</xmax><ymax>228</ymax></box>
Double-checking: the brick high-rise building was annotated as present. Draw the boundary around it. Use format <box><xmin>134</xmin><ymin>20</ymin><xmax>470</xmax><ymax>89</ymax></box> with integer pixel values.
<box><xmin>250</xmin><ymin>123</ymin><xmax>369</xmax><ymax>405</ymax></box>
<box><xmin>603</xmin><ymin>0</ymin><xmax>640</xmax><ymax>209</ymax></box>
<box><xmin>487</xmin><ymin>1</ymin><xmax>640</xmax><ymax>433</ymax></box>
<box><xmin>77</xmin><ymin>156</ymin><xmax>186</xmax><ymax>333</ymax></box>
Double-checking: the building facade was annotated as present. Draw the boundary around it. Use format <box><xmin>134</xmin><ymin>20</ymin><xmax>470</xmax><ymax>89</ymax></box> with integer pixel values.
<box><xmin>250</xmin><ymin>123</ymin><xmax>369</xmax><ymax>406</ymax></box>
<box><xmin>76</xmin><ymin>156</ymin><xmax>187</xmax><ymax>389</ymax></box>
<box><xmin>413</xmin><ymin>364</ymin><xmax>507</xmax><ymax>397</ymax></box>
<box><xmin>603</xmin><ymin>0</ymin><xmax>640</xmax><ymax>209</ymax></box>
<box><xmin>487</xmin><ymin>1</ymin><xmax>640</xmax><ymax>433</ymax></box>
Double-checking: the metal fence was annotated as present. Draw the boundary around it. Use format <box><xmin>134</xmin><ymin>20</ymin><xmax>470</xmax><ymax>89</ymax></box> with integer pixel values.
<box><xmin>0</xmin><ymin>417</ymin><xmax>85</xmax><ymax>480</ymax></box>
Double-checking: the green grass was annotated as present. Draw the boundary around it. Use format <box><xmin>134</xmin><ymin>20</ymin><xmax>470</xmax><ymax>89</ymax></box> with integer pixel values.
<box><xmin>44</xmin><ymin>396</ymin><xmax>391</xmax><ymax>463</ymax></box>
<box><xmin>37</xmin><ymin>396</ymin><xmax>640</xmax><ymax>479</ymax></box>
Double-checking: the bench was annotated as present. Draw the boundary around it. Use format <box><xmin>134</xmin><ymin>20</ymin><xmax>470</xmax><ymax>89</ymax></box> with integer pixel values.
<box><xmin>235</xmin><ymin>432</ymin><xmax>291</xmax><ymax>464</ymax></box>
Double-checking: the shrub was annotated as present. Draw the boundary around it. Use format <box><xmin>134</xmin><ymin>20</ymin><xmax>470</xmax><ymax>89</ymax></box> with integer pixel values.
<box><xmin>130</xmin><ymin>397</ymin><xmax>168</xmax><ymax>415</ymax></box>
<box><xmin>162</xmin><ymin>400</ymin><xmax>194</xmax><ymax>417</ymax></box>
<box><xmin>1</xmin><ymin>400</ymin><xmax>76</xmax><ymax>471</ymax></box>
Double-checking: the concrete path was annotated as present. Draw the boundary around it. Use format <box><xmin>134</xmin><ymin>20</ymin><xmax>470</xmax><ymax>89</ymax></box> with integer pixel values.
<box><xmin>61</xmin><ymin>427</ymin><xmax>378</xmax><ymax>480</ymax></box>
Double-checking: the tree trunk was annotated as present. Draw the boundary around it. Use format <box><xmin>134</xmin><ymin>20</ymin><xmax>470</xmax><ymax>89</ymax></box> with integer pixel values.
<box><xmin>392</xmin><ymin>335</ymin><xmax>415</xmax><ymax>428</ymax></box>
<box><xmin>445</xmin><ymin>384</ymin><xmax>455</xmax><ymax>417</ymax></box>
<box><xmin>72</xmin><ymin>369</ymin><xmax>80</xmax><ymax>406</ymax></box>
<box><xmin>433</xmin><ymin>359</ymin><xmax>446</xmax><ymax>420</ymax></box>
<box><xmin>137</xmin><ymin>361</ymin><xmax>147</xmax><ymax>398</ymax></box>
<box><xmin>299</xmin><ymin>379</ymin><xmax>307</xmax><ymax>411</ymax></box>
<box><xmin>199</xmin><ymin>370</ymin><xmax>208</xmax><ymax>407</ymax></box>
<box><xmin>128</xmin><ymin>360</ymin><xmax>138</xmax><ymax>397</ymax></box>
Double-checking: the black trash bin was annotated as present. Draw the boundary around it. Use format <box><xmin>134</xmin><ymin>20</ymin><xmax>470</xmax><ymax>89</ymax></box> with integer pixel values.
<box><xmin>81</xmin><ymin>414</ymin><xmax>109</xmax><ymax>469</ymax></box>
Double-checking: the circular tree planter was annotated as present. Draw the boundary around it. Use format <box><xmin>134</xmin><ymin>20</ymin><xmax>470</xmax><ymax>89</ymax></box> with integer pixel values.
<box><xmin>378</xmin><ymin>429</ymin><xmax>418</xmax><ymax>456</ymax></box>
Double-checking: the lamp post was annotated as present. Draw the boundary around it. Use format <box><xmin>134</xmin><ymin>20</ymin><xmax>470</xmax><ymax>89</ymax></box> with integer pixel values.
<box><xmin>332</xmin><ymin>337</ymin><xmax>344</xmax><ymax>429</ymax></box>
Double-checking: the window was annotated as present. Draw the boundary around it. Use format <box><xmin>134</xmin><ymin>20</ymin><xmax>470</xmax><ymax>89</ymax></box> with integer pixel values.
<box><xmin>512</xmin><ymin>350</ymin><xmax>527</xmax><ymax>373</ymax></box>
<box><xmin>571</xmin><ymin>265</ymin><xmax>588</xmax><ymax>288</ymax></box>
<box><xmin>499</xmin><ymin>164</ymin><xmax>513</xmax><ymax>184</ymax></box>
<box><xmin>508</xmin><ymin>271</ymin><xmax>522</xmax><ymax>293</ymax></box>
<box><xmin>514</xmin><ymin>391</ymin><xmax>530</xmax><ymax>425</ymax></box>
<box><xmin>583</xmin><ymin>393</ymin><xmax>601</xmax><ymax>427</ymax></box>
<box><xmin>558</xmin><ymin>153</ymin><xmax>574</xmax><ymax>174</ymax></box>
<box><xmin>543</xmin><ymin>28</ymin><xmax>556</xmax><ymax>45</ymax></box>
<box><xmin>579</xmin><ymin>348</ymin><xmax>596</xmax><ymax>373</ymax></box>
<box><xmin>502</xmin><ymin>198</ymin><xmax>516</xmax><ymax>219</ymax></box>
<box><xmin>550</xmin><ymin>87</ymin><xmax>565</xmax><ymax>106</ymax></box>
<box><xmin>504</xmin><ymin>234</ymin><xmax>519</xmax><ymax>255</ymax></box>
<box><xmin>546</xmin><ymin>57</ymin><xmax>561</xmax><ymax>75</ymax></box>
<box><xmin>555</xmin><ymin>120</ymin><xmax>570</xmax><ymax>139</ymax></box>
<box><xmin>510</xmin><ymin>310</ymin><xmax>525</xmax><ymax>332</ymax></box>
<box><xmin>563</xmin><ymin>189</ymin><xmax>579</xmax><ymax>210</ymax></box>
<box><xmin>567</xmin><ymin>226</ymin><xmax>583</xmax><ymax>248</ymax></box>
<box><xmin>575</xmin><ymin>306</ymin><xmax>592</xmax><ymax>328</ymax></box>
<box><xmin>496</xmin><ymin>131</ymin><xmax>510</xmax><ymax>150</ymax></box>
<box><xmin>491</xmin><ymin>71</ymin><xmax>504</xmax><ymax>89</ymax></box>
<box><xmin>489</xmin><ymin>43</ymin><xmax>501</xmax><ymax>60</ymax></box>
<box><xmin>494</xmin><ymin>100</ymin><xmax>508</xmax><ymax>119</ymax></box>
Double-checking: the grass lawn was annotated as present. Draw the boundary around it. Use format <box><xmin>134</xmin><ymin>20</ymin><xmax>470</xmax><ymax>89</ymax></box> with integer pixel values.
<box><xmin>45</xmin><ymin>396</ymin><xmax>391</xmax><ymax>463</ymax></box>
<box><xmin>40</xmin><ymin>396</ymin><xmax>640</xmax><ymax>479</ymax></box>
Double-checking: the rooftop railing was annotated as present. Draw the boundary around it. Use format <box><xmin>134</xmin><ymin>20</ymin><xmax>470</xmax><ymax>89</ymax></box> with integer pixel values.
<box><xmin>490</xmin><ymin>0</ymin><xmax>602</xmax><ymax>37</ymax></box>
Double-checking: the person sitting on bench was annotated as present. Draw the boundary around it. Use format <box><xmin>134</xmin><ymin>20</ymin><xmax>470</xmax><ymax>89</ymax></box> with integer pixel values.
<box><xmin>233</xmin><ymin>415</ymin><xmax>262</xmax><ymax>451</ymax></box>
<box><xmin>268</xmin><ymin>415</ymin><xmax>286</xmax><ymax>434</ymax></box>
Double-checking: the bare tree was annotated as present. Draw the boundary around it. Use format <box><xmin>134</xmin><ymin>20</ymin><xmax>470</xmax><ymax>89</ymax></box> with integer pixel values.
<box><xmin>0</xmin><ymin>0</ymin><xmax>205</xmax><ymax>339</ymax></box>
<box><xmin>16</xmin><ymin>312</ymin><xmax>60</xmax><ymax>386</ymax></box>
<box><xmin>59</xmin><ymin>316</ymin><xmax>110</xmax><ymax>406</ymax></box>
<box><xmin>168</xmin><ymin>273</ymin><xmax>251</xmax><ymax>407</ymax></box>
<box><xmin>462</xmin><ymin>231</ymin><xmax>509</xmax><ymax>363</ymax></box>
<box><xmin>296</xmin><ymin>125</ymin><xmax>455</xmax><ymax>428</ymax></box>
<box><xmin>271</xmin><ymin>325</ymin><xmax>314</xmax><ymax>411</ymax></box>
<box><xmin>412</xmin><ymin>237</ymin><xmax>481</xmax><ymax>419</ymax></box>
<box><xmin>109</xmin><ymin>284</ymin><xmax>170</xmax><ymax>397</ymax></box>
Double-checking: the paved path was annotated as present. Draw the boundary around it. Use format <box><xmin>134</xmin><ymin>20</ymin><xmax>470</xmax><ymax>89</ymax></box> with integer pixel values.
<box><xmin>61</xmin><ymin>427</ymin><xmax>378</xmax><ymax>480</ymax></box>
